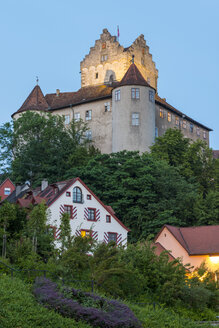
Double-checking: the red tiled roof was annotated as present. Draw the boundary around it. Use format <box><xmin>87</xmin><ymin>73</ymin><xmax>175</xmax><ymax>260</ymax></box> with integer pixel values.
<box><xmin>17</xmin><ymin>198</ymin><xmax>32</xmax><ymax>208</ymax></box>
<box><xmin>153</xmin><ymin>242</ymin><xmax>176</xmax><ymax>262</ymax></box>
<box><xmin>17</xmin><ymin>85</ymin><xmax>49</xmax><ymax>114</ymax></box>
<box><xmin>118</xmin><ymin>63</ymin><xmax>152</xmax><ymax>88</ymax></box>
<box><xmin>163</xmin><ymin>225</ymin><xmax>219</xmax><ymax>255</ymax></box>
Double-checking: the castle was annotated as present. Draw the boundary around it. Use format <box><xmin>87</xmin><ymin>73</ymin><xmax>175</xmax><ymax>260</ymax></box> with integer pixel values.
<box><xmin>12</xmin><ymin>28</ymin><xmax>212</xmax><ymax>152</ymax></box>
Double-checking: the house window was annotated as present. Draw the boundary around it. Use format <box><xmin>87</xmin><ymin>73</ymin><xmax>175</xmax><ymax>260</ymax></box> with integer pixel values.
<box><xmin>175</xmin><ymin>116</ymin><xmax>179</xmax><ymax>126</ymax></box>
<box><xmin>197</xmin><ymin>127</ymin><xmax>200</xmax><ymax>136</ymax></box>
<box><xmin>108</xmin><ymin>232</ymin><xmax>117</xmax><ymax>243</ymax></box>
<box><xmin>81</xmin><ymin>230</ymin><xmax>92</xmax><ymax>238</ymax></box>
<box><xmin>64</xmin><ymin>115</ymin><xmax>70</xmax><ymax>125</ymax></box>
<box><xmin>203</xmin><ymin>130</ymin><xmax>206</xmax><ymax>139</ymax></box>
<box><xmin>73</xmin><ymin>187</ymin><xmax>83</xmax><ymax>203</ymax></box>
<box><xmin>85</xmin><ymin>110</ymin><xmax>92</xmax><ymax>121</ymax></box>
<box><xmin>183</xmin><ymin>120</ymin><xmax>187</xmax><ymax>129</ymax></box>
<box><xmin>95</xmin><ymin>73</ymin><xmax>98</xmax><ymax>79</ymax></box>
<box><xmin>190</xmin><ymin>123</ymin><xmax>194</xmax><ymax>133</ymax></box>
<box><xmin>66</xmin><ymin>191</ymin><xmax>71</xmax><ymax>197</ymax></box>
<box><xmin>74</xmin><ymin>113</ymin><xmax>80</xmax><ymax>122</ymax></box>
<box><xmin>87</xmin><ymin>194</ymin><xmax>91</xmax><ymax>200</ymax></box>
<box><xmin>101</xmin><ymin>55</ymin><xmax>108</xmax><ymax>61</ymax></box>
<box><xmin>106</xmin><ymin>215</ymin><xmax>111</xmax><ymax>223</ymax></box>
<box><xmin>131</xmin><ymin>88</ymin><xmax>140</xmax><ymax>99</ymax></box>
<box><xmin>64</xmin><ymin>205</ymin><xmax>72</xmax><ymax>218</ymax></box>
<box><xmin>104</xmin><ymin>102</ymin><xmax>110</xmax><ymax>112</ymax></box>
<box><xmin>160</xmin><ymin>109</ymin><xmax>164</xmax><ymax>118</ymax></box>
<box><xmin>155</xmin><ymin>127</ymin><xmax>158</xmax><ymax>138</ymax></box>
<box><xmin>132</xmin><ymin>113</ymin><xmax>139</xmax><ymax>126</ymax></box>
<box><xmin>115</xmin><ymin>90</ymin><xmax>120</xmax><ymax>101</ymax></box>
<box><xmin>4</xmin><ymin>188</ymin><xmax>11</xmax><ymax>195</ymax></box>
<box><xmin>149</xmin><ymin>90</ymin><xmax>154</xmax><ymax>102</ymax></box>
<box><xmin>85</xmin><ymin>130</ymin><xmax>92</xmax><ymax>140</ymax></box>
<box><xmin>88</xmin><ymin>208</ymin><xmax>96</xmax><ymax>221</ymax></box>
<box><xmin>167</xmin><ymin>112</ymin><xmax>171</xmax><ymax>122</ymax></box>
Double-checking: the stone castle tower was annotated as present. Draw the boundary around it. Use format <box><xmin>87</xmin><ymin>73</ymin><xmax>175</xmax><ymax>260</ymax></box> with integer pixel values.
<box><xmin>80</xmin><ymin>28</ymin><xmax>158</xmax><ymax>90</ymax></box>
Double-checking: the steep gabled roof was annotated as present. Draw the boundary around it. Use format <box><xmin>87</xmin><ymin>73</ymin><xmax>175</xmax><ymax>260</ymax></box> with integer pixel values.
<box><xmin>118</xmin><ymin>63</ymin><xmax>153</xmax><ymax>88</ymax></box>
<box><xmin>16</xmin><ymin>85</ymin><xmax>49</xmax><ymax>114</ymax></box>
<box><xmin>156</xmin><ymin>225</ymin><xmax>219</xmax><ymax>255</ymax></box>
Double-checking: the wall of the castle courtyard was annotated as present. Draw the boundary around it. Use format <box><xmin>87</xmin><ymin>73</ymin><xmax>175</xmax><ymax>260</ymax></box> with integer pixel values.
<box><xmin>112</xmin><ymin>86</ymin><xmax>155</xmax><ymax>153</ymax></box>
<box><xmin>155</xmin><ymin>104</ymin><xmax>209</xmax><ymax>145</ymax></box>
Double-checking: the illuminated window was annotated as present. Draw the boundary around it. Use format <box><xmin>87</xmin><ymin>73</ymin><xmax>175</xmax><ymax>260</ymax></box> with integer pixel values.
<box><xmin>106</xmin><ymin>215</ymin><xmax>111</xmax><ymax>223</ymax></box>
<box><xmin>74</xmin><ymin>113</ymin><xmax>80</xmax><ymax>122</ymax></box>
<box><xmin>85</xmin><ymin>110</ymin><xmax>92</xmax><ymax>121</ymax></box>
<box><xmin>104</xmin><ymin>102</ymin><xmax>110</xmax><ymax>112</ymax></box>
<box><xmin>64</xmin><ymin>115</ymin><xmax>70</xmax><ymax>125</ymax></box>
<box><xmin>4</xmin><ymin>188</ymin><xmax>11</xmax><ymax>195</ymax></box>
<box><xmin>64</xmin><ymin>205</ymin><xmax>72</xmax><ymax>218</ymax></box>
<box><xmin>102</xmin><ymin>42</ymin><xmax>106</xmax><ymax>49</ymax></box>
<box><xmin>115</xmin><ymin>90</ymin><xmax>120</xmax><ymax>101</ymax></box>
<box><xmin>183</xmin><ymin>120</ymin><xmax>187</xmax><ymax>129</ymax></box>
<box><xmin>131</xmin><ymin>88</ymin><xmax>140</xmax><ymax>99</ymax></box>
<box><xmin>81</xmin><ymin>230</ymin><xmax>92</xmax><ymax>238</ymax></box>
<box><xmin>73</xmin><ymin>187</ymin><xmax>83</xmax><ymax>203</ymax></box>
<box><xmin>85</xmin><ymin>130</ymin><xmax>92</xmax><ymax>140</ymax></box>
<box><xmin>108</xmin><ymin>232</ymin><xmax>117</xmax><ymax>243</ymax></box>
<box><xmin>160</xmin><ymin>109</ymin><xmax>164</xmax><ymax>118</ymax></box>
<box><xmin>167</xmin><ymin>112</ymin><xmax>171</xmax><ymax>122</ymax></box>
<box><xmin>203</xmin><ymin>130</ymin><xmax>206</xmax><ymax>139</ymax></box>
<box><xmin>149</xmin><ymin>90</ymin><xmax>154</xmax><ymax>102</ymax></box>
<box><xmin>197</xmin><ymin>127</ymin><xmax>200</xmax><ymax>136</ymax></box>
<box><xmin>132</xmin><ymin>113</ymin><xmax>139</xmax><ymax>126</ymax></box>
<box><xmin>190</xmin><ymin>123</ymin><xmax>194</xmax><ymax>133</ymax></box>
<box><xmin>175</xmin><ymin>116</ymin><xmax>179</xmax><ymax>126</ymax></box>
<box><xmin>88</xmin><ymin>208</ymin><xmax>96</xmax><ymax>221</ymax></box>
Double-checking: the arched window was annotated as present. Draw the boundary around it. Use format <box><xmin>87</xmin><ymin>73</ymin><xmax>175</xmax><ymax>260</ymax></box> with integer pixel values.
<box><xmin>73</xmin><ymin>187</ymin><xmax>83</xmax><ymax>203</ymax></box>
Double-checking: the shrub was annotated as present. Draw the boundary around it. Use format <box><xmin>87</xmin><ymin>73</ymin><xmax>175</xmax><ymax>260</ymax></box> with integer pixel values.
<box><xmin>33</xmin><ymin>277</ymin><xmax>142</xmax><ymax>328</ymax></box>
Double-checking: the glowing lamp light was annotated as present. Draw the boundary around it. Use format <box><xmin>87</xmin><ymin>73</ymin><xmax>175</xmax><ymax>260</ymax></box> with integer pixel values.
<box><xmin>209</xmin><ymin>256</ymin><xmax>219</xmax><ymax>264</ymax></box>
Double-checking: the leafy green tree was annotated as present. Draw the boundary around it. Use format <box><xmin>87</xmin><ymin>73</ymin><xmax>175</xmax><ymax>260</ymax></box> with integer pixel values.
<box><xmin>59</xmin><ymin>212</ymin><xmax>72</xmax><ymax>252</ymax></box>
<box><xmin>0</xmin><ymin>202</ymin><xmax>16</xmax><ymax>258</ymax></box>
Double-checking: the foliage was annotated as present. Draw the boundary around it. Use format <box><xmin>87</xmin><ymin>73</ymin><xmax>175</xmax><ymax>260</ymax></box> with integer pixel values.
<box><xmin>0</xmin><ymin>202</ymin><xmax>16</xmax><ymax>258</ymax></box>
<box><xmin>0</xmin><ymin>275</ymin><xmax>91</xmax><ymax>328</ymax></box>
<box><xmin>59</xmin><ymin>212</ymin><xmax>72</xmax><ymax>251</ymax></box>
<box><xmin>33</xmin><ymin>277</ymin><xmax>142</xmax><ymax>328</ymax></box>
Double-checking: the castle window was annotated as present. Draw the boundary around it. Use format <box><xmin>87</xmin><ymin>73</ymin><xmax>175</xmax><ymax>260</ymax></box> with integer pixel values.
<box><xmin>190</xmin><ymin>123</ymin><xmax>194</xmax><ymax>133</ymax></box>
<box><xmin>147</xmin><ymin>77</ymin><xmax>150</xmax><ymax>84</ymax></box>
<box><xmin>64</xmin><ymin>115</ymin><xmax>70</xmax><ymax>125</ymax></box>
<box><xmin>85</xmin><ymin>130</ymin><xmax>92</xmax><ymax>140</ymax></box>
<box><xmin>85</xmin><ymin>110</ymin><xmax>92</xmax><ymax>120</ymax></box>
<box><xmin>183</xmin><ymin>120</ymin><xmax>187</xmax><ymax>129</ymax></box>
<box><xmin>102</xmin><ymin>42</ymin><xmax>106</xmax><ymax>49</ymax></box>
<box><xmin>197</xmin><ymin>127</ymin><xmax>200</xmax><ymax>136</ymax></box>
<box><xmin>167</xmin><ymin>112</ymin><xmax>171</xmax><ymax>122</ymax></box>
<box><xmin>101</xmin><ymin>55</ymin><xmax>108</xmax><ymax>62</ymax></box>
<box><xmin>155</xmin><ymin>127</ymin><xmax>158</xmax><ymax>138</ymax></box>
<box><xmin>131</xmin><ymin>88</ymin><xmax>140</xmax><ymax>99</ymax></box>
<box><xmin>95</xmin><ymin>73</ymin><xmax>98</xmax><ymax>79</ymax></box>
<box><xmin>115</xmin><ymin>90</ymin><xmax>120</xmax><ymax>101</ymax></box>
<box><xmin>87</xmin><ymin>208</ymin><xmax>96</xmax><ymax>221</ymax></box>
<box><xmin>104</xmin><ymin>102</ymin><xmax>110</xmax><ymax>112</ymax></box>
<box><xmin>149</xmin><ymin>90</ymin><xmax>154</xmax><ymax>102</ymax></box>
<box><xmin>203</xmin><ymin>130</ymin><xmax>206</xmax><ymax>139</ymax></box>
<box><xmin>132</xmin><ymin>113</ymin><xmax>140</xmax><ymax>126</ymax></box>
<box><xmin>159</xmin><ymin>109</ymin><xmax>164</xmax><ymax>119</ymax></box>
<box><xmin>141</xmin><ymin>58</ymin><xmax>145</xmax><ymax>65</ymax></box>
<box><xmin>74</xmin><ymin>113</ymin><xmax>80</xmax><ymax>122</ymax></box>
<box><xmin>73</xmin><ymin>187</ymin><xmax>83</xmax><ymax>203</ymax></box>
<box><xmin>175</xmin><ymin>116</ymin><xmax>179</xmax><ymax>126</ymax></box>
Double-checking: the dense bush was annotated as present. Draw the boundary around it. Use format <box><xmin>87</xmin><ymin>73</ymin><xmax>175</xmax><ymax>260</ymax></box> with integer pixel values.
<box><xmin>33</xmin><ymin>277</ymin><xmax>142</xmax><ymax>328</ymax></box>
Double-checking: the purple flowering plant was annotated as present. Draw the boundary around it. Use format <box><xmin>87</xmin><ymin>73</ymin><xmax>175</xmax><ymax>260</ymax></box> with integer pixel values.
<box><xmin>33</xmin><ymin>277</ymin><xmax>142</xmax><ymax>328</ymax></box>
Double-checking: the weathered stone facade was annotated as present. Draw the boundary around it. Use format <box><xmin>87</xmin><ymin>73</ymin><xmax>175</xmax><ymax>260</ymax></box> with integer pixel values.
<box><xmin>13</xmin><ymin>28</ymin><xmax>212</xmax><ymax>153</ymax></box>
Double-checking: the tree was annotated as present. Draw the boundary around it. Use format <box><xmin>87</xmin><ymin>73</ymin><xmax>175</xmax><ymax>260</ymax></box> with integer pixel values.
<box><xmin>0</xmin><ymin>202</ymin><xmax>16</xmax><ymax>258</ymax></box>
<box><xmin>59</xmin><ymin>212</ymin><xmax>72</xmax><ymax>252</ymax></box>
<box><xmin>0</xmin><ymin>112</ymin><xmax>99</xmax><ymax>186</ymax></box>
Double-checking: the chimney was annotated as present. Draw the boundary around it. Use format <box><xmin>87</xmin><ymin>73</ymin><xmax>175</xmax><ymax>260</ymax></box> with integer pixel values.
<box><xmin>16</xmin><ymin>185</ymin><xmax>22</xmax><ymax>197</ymax></box>
<box><xmin>56</xmin><ymin>89</ymin><xmax>60</xmax><ymax>96</ymax></box>
<box><xmin>41</xmin><ymin>180</ymin><xmax>48</xmax><ymax>191</ymax></box>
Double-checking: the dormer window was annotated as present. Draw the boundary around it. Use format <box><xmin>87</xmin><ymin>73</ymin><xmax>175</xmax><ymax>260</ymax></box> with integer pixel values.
<box><xmin>73</xmin><ymin>187</ymin><xmax>83</xmax><ymax>203</ymax></box>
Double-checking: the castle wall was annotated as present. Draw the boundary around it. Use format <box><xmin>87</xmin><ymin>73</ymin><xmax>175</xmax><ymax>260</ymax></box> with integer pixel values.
<box><xmin>112</xmin><ymin>85</ymin><xmax>155</xmax><ymax>153</ymax></box>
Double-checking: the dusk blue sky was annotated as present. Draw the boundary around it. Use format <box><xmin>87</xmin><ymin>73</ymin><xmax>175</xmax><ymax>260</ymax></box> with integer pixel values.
<box><xmin>1</xmin><ymin>0</ymin><xmax>218</xmax><ymax>149</ymax></box>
